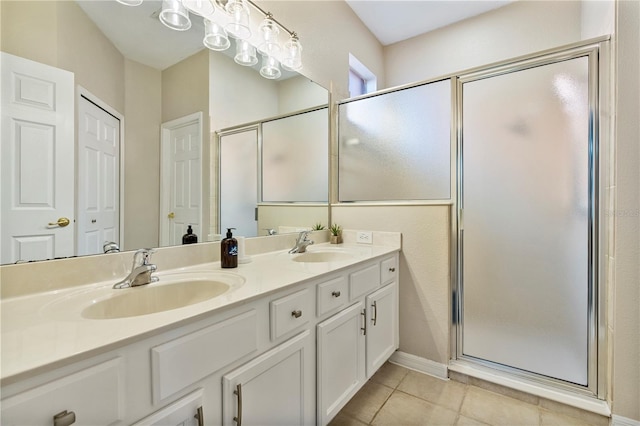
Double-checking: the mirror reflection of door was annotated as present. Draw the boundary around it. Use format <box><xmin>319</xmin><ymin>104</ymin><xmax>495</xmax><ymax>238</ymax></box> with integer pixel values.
<box><xmin>0</xmin><ymin>52</ymin><xmax>75</xmax><ymax>263</ymax></box>
<box><xmin>160</xmin><ymin>113</ymin><xmax>203</xmax><ymax>246</ymax></box>
<box><xmin>76</xmin><ymin>92</ymin><xmax>121</xmax><ymax>256</ymax></box>
<box><xmin>218</xmin><ymin>127</ymin><xmax>259</xmax><ymax>238</ymax></box>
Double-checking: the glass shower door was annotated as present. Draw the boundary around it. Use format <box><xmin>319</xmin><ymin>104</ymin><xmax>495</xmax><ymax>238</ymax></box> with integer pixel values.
<box><xmin>460</xmin><ymin>55</ymin><xmax>593</xmax><ymax>386</ymax></box>
<box><xmin>219</xmin><ymin>127</ymin><xmax>259</xmax><ymax>237</ymax></box>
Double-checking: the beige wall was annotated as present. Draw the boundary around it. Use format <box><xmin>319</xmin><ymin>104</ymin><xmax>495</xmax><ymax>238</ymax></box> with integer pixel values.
<box><xmin>613</xmin><ymin>0</ymin><xmax>640</xmax><ymax>420</ymax></box>
<box><xmin>332</xmin><ymin>205</ymin><xmax>451</xmax><ymax>363</ymax></box>
<box><xmin>123</xmin><ymin>60</ymin><xmax>162</xmax><ymax>250</ymax></box>
<box><xmin>383</xmin><ymin>1</ymin><xmax>582</xmax><ymax>87</ymax></box>
<box><xmin>258</xmin><ymin>205</ymin><xmax>329</xmax><ymax>235</ymax></box>
<box><xmin>1</xmin><ymin>1</ymin><xmax>124</xmax><ymax>112</ymax></box>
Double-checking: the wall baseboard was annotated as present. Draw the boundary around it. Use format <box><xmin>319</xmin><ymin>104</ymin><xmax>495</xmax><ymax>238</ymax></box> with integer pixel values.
<box><xmin>389</xmin><ymin>351</ymin><xmax>448</xmax><ymax>379</ymax></box>
<box><xmin>612</xmin><ymin>415</ymin><xmax>640</xmax><ymax>426</ymax></box>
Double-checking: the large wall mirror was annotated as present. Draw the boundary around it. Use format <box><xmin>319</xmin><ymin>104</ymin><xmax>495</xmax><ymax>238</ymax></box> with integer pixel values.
<box><xmin>0</xmin><ymin>0</ymin><xmax>329</xmax><ymax>264</ymax></box>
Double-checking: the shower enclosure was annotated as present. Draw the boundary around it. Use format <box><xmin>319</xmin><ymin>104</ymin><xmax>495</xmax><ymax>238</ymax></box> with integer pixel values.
<box><xmin>455</xmin><ymin>43</ymin><xmax>605</xmax><ymax>397</ymax></box>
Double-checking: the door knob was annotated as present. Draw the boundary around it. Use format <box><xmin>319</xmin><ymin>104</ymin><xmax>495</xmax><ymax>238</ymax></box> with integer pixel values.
<box><xmin>168</xmin><ymin>212</ymin><xmax>175</xmax><ymax>219</ymax></box>
<box><xmin>48</xmin><ymin>217</ymin><xmax>70</xmax><ymax>227</ymax></box>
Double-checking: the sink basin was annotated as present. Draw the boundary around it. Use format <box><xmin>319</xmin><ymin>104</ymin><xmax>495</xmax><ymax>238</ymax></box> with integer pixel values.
<box><xmin>292</xmin><ymin>251</ymin><xmax>356</xmax><ymax>263</ymax></box>
<box><xmin>42</xmin><ymin>271</ymin><xmax>245</xmax><ymax>321</ymax></box>
<box><xmin>83</xmin><ymin>279</ymin><xmax>230</xmax><ymax>319</ymax></box>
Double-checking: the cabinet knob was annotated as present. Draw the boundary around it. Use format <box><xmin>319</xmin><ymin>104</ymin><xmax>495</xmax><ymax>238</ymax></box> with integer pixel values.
<box><xmin>291</xmin><ymin>310</ymin><xmax>302</xmax><ymax>318</ymax></box>
<box><xmin>389</xmin><ymin>267</ymin><xmax>396</xmax><ymax>272</ymax></box>
<box><xmin>53</xmin><ymin>410</ymin><xmax>76</xmax><ymax>426</ymax></box>
<box><xmin>331</xmin><ymin>290</ymin><xmax>341</xmax><ymax>298</ymax></box>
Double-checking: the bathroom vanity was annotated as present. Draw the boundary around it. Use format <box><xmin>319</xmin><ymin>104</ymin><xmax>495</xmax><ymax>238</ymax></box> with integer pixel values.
<box><xmin>0</xmin><ymin>238</ymin><xmax>400</xmax><ymax>425</ymax></box>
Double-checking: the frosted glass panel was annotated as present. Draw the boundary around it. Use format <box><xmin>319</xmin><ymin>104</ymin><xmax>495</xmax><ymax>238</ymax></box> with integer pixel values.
<box><xmin>219</xmin><ymin>129</ymin><xmax>258</xmax><ymax>237</ymax></box>
<box><xmin>462</xmin><ymin>57</ymin><xmax>590</xmax><ymax>385</ymax></box>
<box><xmin>262</xmin><ymin>108</ymin><xmax>328</xmax><ymax>202</ymax></box>
<box><xmin>338</xmin><ymin>80</ymin><xmax>450</xmax><ymax>201</ymax></box>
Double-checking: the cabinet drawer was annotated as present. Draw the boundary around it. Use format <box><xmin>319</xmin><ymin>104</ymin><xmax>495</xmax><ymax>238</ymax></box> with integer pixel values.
<box><xmin>349</xmin><ymin>263</ymin><xmax>380</xmax><ymax>301</ymax></box>
<box><xmin>1</xmin><ymin>358</ymin><xmax>124</xmax><ymax>426</ymax></box>
<box><xmin>316</xmin><ymin>276</ymin><xmax>348</xmax><ymax>316</ymax></box>
<box><xmin>380</xmin><ymin>256</ymin><xmax>397</xmax><ymax>284</ymax></box>
<box><xmin>151</xmin><ymin>310</ymin><xmax>258</xmax><ymax>403</ymax></box>
<box><xmin>270</xmin><ymin>288</ymin><xmax>312</xmax><ymax>340</ymax></box>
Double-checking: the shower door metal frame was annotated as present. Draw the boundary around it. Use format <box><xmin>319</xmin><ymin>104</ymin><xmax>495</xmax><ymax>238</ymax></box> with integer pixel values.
<box><xmin>451</xmin><ymin>39</ymin><xmax>610</xmax><ymax>399</ymax></box>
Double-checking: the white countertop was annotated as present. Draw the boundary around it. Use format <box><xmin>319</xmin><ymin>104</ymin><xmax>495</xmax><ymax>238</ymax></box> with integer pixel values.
<box><xmin>1</xmin><ymin>243</ymin><xmax>399</xmax><ymax>384</ymax></box>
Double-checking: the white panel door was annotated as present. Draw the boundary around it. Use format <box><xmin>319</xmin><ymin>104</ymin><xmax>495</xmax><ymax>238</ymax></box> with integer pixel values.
<box><xmin>317</xmin><ymin>302</ymin><xmax>366</xmax><ymax>426</ymax></box>
<box><xmin>0</xmin><ymin>52</ymin><xmax>74</xmax><ymax>263</ymax></box>
<box><xmin>222</xmin><ymin>331</ymin><xmax>314</xmax><ymax>426</ymax></box>
<box><xmin>77</xmin><ymin>95</ymin><xmax>120</xmax><ymax>256</ymax></box>
<box><xmin>365</xmin><ymin>282</ymin><xmax>399</xmax><ymax>378</ymax></box>
<box><xmin>160</xmin><ymin>114</ymin><xmax>202</xmax><ymax>246</ymax></box>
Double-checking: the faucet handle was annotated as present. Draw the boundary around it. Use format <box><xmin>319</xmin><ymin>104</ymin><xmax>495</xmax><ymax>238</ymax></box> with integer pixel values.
<box><xmin>133</xmin><ymin>248</ymin><xmax>156</xmax><ymax>266</ymax></box>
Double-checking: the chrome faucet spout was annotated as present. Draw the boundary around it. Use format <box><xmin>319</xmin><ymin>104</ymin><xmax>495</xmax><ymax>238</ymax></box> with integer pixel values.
<box><xmin>289</xmin><ymin>230</ymin><xmax>314</xmax><ymax>254</ymax></box>
<box><xmin>113</xmin><ymin>248</ymin><xmax>159</xmax><ymax>289</ymax></box>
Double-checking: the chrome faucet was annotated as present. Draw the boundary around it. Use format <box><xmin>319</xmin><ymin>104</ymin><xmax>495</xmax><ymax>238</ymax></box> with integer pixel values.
<box><xmin>289</xmin><ymin>230</ymin><xmax>314</xmax><ymax>254</ymax></box>
<box><xmin>103</xmin><ymin>241</ymin><xmax>120</xmax><ymax>254</ymax></box>
<box><xmin>113</xmin><ymin>248</ymin><xmax>159</xmax><ymax>289</ymax></box>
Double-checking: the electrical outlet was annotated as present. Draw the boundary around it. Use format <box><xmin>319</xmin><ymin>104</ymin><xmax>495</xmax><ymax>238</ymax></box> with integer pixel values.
<box><xmin>356</xmin><ymin>231</ymin><xmax>373</xmax><ymax>244</ymax></box>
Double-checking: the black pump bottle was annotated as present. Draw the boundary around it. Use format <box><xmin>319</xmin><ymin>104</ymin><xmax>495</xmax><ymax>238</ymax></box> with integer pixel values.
<box><xmin>221</xmin><ymin>228</ymin><xmax>238</xmax><ymax>268</ymax></box>
<box><xmin>182</xmin><ymin>225</ymin><xmax>198</xmax><ymax>244</ymax></box>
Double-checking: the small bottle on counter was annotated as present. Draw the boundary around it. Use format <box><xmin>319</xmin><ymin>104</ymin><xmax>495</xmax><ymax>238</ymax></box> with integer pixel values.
<box><xmin>182</xmin><ymin>225</ymin><xmax>198</xmax><ymax>244</ymax></box>
<box><xmin>221</xmin><ymin>228</ymin><xmax>238</xmax><ymax>268</ymax></box>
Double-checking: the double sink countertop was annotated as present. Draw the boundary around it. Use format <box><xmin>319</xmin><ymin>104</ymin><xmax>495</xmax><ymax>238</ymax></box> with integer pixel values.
<box><xmin>1</xmin><ymin>240</ymin><xmax>400</xmax><ymax>384</ymax></box>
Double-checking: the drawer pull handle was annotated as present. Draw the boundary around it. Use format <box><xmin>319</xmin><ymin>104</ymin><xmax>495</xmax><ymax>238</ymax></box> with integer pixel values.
<box><xmin>389</xmin><ymin>267</ymin><xmax>396</xmax><ymax>272</ymax></box>
<box><xmin>194</xmin><ymin>406</ymin><xmax>204</xmax><ymax>426</ymax></box>
<box><xmin>53</xmin><ymin>410</ymin><xmax>76</xmax><ymax>426</ymax></box>
<box><xmin>372</xmin><ymin>300</ymin><xmax>378</xmax><ymax>326</ymax></box>
<box><xmin>233</xmin><ymin>383</ymin><xmax>243</xmax><ymax>425</ymax></box>
<box><xmin>291</xmin><ymin>309</ymin><xmax>302</xmax><ymax>318</ymax></box>
<box><xmin>331</xmin><ymin>290</ymin><xmax>341</xmax><ymax>298</ymax></box>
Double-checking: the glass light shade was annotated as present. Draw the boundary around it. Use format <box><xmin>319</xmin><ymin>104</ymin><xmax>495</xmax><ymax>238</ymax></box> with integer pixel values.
<box><xmin>224</xmin><ymin>0</ymin><xmax>251</xmax><ymax>40</ymax></box>
<box><xmin>159</xmin><ymin>0</ymin><xmax>192</xmax><ymax>31</ymax></box>
<box><xmin>257</xmin><ymin>16</ymin><xmax>280</xmax><ymax>56</ymax></box>
<box><xmin>116</xmin><ymin>0</ymin><xmax>143</xmax><ymax>6</ymax></box>
<box><xmin>281</xmin><ymin>36</ymin><xmax>302</xmax><ymax>71</ymax></box>
<box><xmin>260</xmin><ymin>56</ymin><xmax>281</xmax><ymax>80</ymax></box>
<box><xmin>183</xmin><ymin>0</ymin><xmax>214</xmax><ymax>17</ymax></box>
<box><xmin>203</xmin><ymin>19</ymin><xmax>230</xmax><ymax>51</ymax></box>
<box><xmin>234</xmin><ymin>40</ymin><xmax>258</xmax><ymax>66</ymax></box>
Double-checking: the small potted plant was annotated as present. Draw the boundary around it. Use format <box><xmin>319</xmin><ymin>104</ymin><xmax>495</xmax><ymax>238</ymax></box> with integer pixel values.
<box><xmin>312</xmin><ymin>223</ymin><xmax>325</xmax><ymax>231</ymax></box>
<box><xmin>329</xmin><ymin>223</ymin><xmax>342</xmax><ymax>244</ymax></box>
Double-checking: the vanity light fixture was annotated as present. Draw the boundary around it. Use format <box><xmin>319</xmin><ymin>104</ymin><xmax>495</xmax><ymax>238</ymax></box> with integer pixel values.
<box><xmin>117</xmin><ymin>0</ymin><xmax>302</xmax><ymax>78</ymax></box>
<box><xmin>115</xmin><ymin>0</ymin><xmax>143</xmax><ymax>6</ymax></box>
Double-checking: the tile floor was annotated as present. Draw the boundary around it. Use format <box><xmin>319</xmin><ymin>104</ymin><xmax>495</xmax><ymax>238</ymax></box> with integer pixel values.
<box><xmin>330</xmin><ymin>363</ymin><xmax>609</xmax><ymax>426</ymax></box>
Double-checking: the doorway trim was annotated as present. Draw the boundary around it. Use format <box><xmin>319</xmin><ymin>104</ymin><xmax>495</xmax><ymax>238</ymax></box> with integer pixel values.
<box><xmin>159</xmin><ymin>112</ymin><xmax>203</xmax><ymax>246</ymax></box>
<box><xmin>76</xmin><ymin>86</ymin><xmax>125</xmax><ymax>251</ymax></box>
<box><xmin>449</xmin><ymin>37</ymin><xmax>612</xmax><ymax>414</ymax></box>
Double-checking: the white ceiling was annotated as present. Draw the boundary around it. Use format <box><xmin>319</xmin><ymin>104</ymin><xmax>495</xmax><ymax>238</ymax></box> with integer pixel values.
<box><xmin>345</xmin><ymin>0</ymin><xmax>514</xmax><ymax>46</ymax></box>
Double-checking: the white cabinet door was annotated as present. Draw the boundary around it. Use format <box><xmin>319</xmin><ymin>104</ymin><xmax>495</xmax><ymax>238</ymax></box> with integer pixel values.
<box><xmin>132</xmin><ymin>389</ymin><xmax>203</xmax><ymax>426</ymax></box>
<box><xmin>317</xmin><ymin>302</ymin><xmax>366</xmax><ymax>426</ymax></box>
<box><xmin>366</xmin><ymin>282</ymin><xmax>399</xmax><ymax>378</ymax></box>
<box><xmin>222</xmin><ymin>330</ymin><xmax>314</xmax><ymax>426</ymax></box>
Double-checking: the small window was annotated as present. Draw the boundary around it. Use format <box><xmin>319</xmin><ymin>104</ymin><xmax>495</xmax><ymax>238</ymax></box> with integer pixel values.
<box><xmin>348</xmin><ymin>53</ymin><xmax>376</xmax><ymax>98</ymax></box>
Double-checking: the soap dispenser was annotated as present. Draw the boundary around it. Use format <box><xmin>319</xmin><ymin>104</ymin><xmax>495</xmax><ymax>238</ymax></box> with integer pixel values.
<box><xmin>182</xmin><ymin>225</ymin><xmax>198</xmax><ymax>245</ymax></box>
<box><xmin>221</xmin><ymin>228</ymin><xmax>238</xmax><ymax>268</ymax></box>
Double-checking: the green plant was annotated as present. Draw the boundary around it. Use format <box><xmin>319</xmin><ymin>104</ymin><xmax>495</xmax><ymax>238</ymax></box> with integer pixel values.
<box><xmin>329</xmin><ymin>223</ymin><xmax>342</xmax><ymax>236</ymax></box>
<box><xmin>312</xmin><ymin>223</ymin><xmax>325</xmax><ymax>231</ymax></box>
